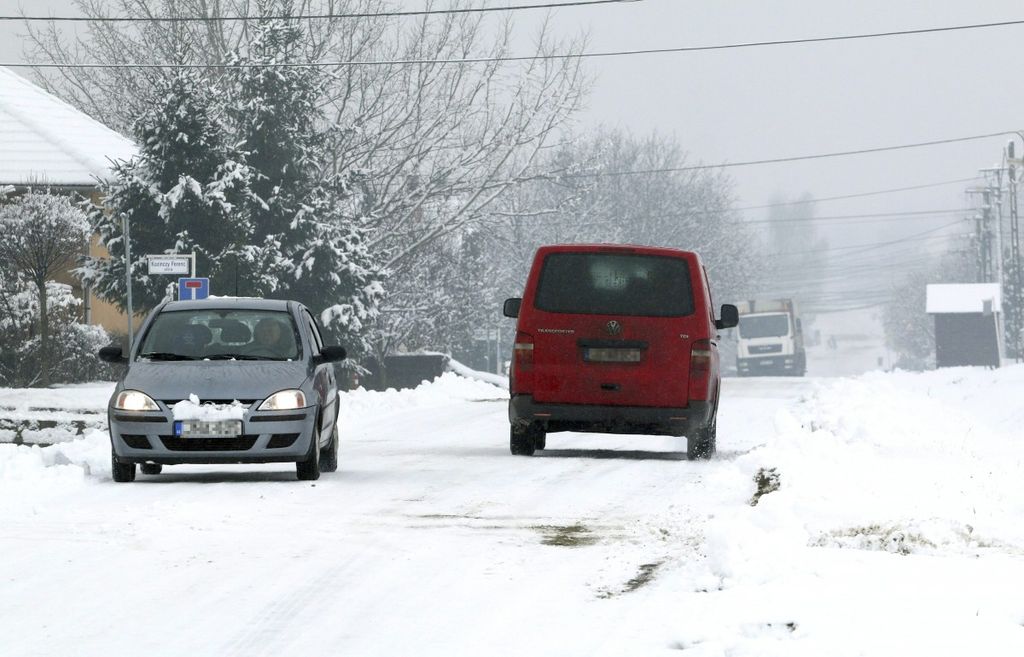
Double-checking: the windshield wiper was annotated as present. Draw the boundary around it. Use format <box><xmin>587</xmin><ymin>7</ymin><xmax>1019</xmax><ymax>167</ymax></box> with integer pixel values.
<box><xmin>205</xmin><ymin>354</ymin><xmax>262</xmax><ymax>361</ymax></box>
<box><xmin>138</xmin><ymin>352</ymin><xmax>196</xmax><ymax>361</ymax></box>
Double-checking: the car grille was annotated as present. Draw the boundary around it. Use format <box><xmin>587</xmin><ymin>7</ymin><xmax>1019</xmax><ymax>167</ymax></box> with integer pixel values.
<box><xmin>159</xmin><ymin>436</ymin><xmax>259</xmax><ymax>451</ymax></box>
<box><xmin>748</xmin><ymin>345</ymin><xmax>783</xmax><ymax>355</ymax></box>
<box><xmin>160</xmin><ymin>399</ymin><xmax>258</xmax><ymax>407</ymax></box>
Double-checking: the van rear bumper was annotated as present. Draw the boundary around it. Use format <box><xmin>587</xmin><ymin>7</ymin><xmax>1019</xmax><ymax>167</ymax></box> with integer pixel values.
<box><xmin>509</xmin><ymin>394</ymin><xmax>713</xmax><ymax>437</ymax></box>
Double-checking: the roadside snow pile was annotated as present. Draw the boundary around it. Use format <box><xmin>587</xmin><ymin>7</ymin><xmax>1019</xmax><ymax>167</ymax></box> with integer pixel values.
<box><xmin>340</xmin><ymin>371</ymin><xmax>508</xmax><ymax>427</ymax></box>
<box><xmin>725</xmin><ymin>366</ymin><xmax>1024</xmax><ymax>557</ymax></box>
<box><xmin>679</xmin><ymin>366</ymin><xmax>1024</xmax><ymax>657</ymax></box>
<box><xmin>447</xmin><ymin>358</ymin><xmax>509</xmax><ymax>390</ymax></box>
<box><xmin>171</xmin><ymin>394</ymin><xmax>246</xmax><ymax>421</ymax></box>
<box><xmin>0</xmin><ymin>429</ymin><xmax>109</xmax><ymax>485</ymax></box>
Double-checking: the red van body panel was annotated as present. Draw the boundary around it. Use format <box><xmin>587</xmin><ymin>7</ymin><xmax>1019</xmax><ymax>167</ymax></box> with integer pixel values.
<box><xmin>509</xmin><ymin>244</ymin><xmax>721</xmax><ymax>437</ymax></box>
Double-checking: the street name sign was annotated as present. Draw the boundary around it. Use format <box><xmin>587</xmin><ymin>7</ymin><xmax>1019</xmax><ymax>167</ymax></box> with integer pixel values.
<box><xmin>147</xmin><ymin>255</ymin><xmax>191</xmax><ymax>275</ymax></box>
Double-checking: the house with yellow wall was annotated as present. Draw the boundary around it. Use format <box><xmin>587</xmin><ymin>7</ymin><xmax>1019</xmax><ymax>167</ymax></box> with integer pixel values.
<box><xmin>0</xmin><ymin>66</ymin><xmax>138</xmax><ymax>335</ymax></box>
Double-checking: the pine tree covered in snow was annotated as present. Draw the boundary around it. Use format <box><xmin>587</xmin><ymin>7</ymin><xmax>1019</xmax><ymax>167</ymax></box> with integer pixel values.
<box><xmin>80</xmin><ymin>68</ymin><xmax>251</xmax><ymax>311</ymax></box>
<box><xmin>84</xmin><ymin>19</ymin><xmax>383</xmax><ymax>358</ymax></box>
<box><xmin>222</xmin><ymin>19</ymin><xmax>382</xmax><ymax>355</ymax></box>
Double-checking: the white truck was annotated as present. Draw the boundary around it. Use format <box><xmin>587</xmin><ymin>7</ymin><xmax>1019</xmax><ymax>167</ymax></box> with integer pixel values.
<box><xmin>735</xmin><ymin>298</ymin><xmax>806</xmax><ymax>377</ymax></box>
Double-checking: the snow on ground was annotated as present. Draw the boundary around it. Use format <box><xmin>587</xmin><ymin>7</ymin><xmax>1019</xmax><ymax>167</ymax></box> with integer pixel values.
<box><xmin>1</xmin><ymin>369</ymin><xmax>1023</xmax><ymax>655</ymax></box>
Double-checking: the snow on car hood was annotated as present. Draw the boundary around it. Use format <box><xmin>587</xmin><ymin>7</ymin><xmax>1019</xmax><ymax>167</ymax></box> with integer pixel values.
<box><xmin>121</xmin><ymin>360</ymin><xmax>308</xmax><ymax>402</ymax></box>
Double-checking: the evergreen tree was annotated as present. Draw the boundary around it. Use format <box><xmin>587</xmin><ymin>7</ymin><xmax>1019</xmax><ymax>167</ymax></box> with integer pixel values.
<box><xmin>80</xmin><ymin>68</ymin><xmax>251</xmax><ymax>311</ymax></box>
<box><xmin>84</xmin><ymin>18</ymin><xmax>383</xmax><ymax>358</ymax></box>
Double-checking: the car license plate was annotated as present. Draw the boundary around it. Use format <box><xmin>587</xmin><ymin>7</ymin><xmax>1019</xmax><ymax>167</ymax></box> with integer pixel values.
<box><xmin>585</xmin><ymin>348</ymin><xmax>642</xmax><ymax>363</ymax></box>
<box><xmin>760</xmin><ymin>359</ymin><xmax>773</xmax><ymax>365</ymax></box>
<box><xmin>174</xmin><ymin>420</ymin><xmax>243</xmax><ymax>438</ymax></box>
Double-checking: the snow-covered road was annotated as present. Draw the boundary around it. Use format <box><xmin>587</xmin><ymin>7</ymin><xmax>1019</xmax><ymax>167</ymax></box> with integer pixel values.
<box><xmin>2</xmin><ymin>370</ymin><xmax>1023</xmax><ymax>656</ymax></box>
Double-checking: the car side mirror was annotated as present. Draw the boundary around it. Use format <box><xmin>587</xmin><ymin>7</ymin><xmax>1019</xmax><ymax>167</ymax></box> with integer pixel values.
<box><xmin>98</xmin><ymin>345</ymin><xmax>127</xmax><ymax>364</ymax></box>
<box><xmin>319</xmin><ymin>345</ymin><xmax>347</xmax><ymax>363</ymax></box>
<box><xmin>503</xmin><ymin>298</ymin><xmax>522</xmax><ymax>319</ymax></box>
<box><xmin>715</xmin><ymin>304</ymin><xmax>739</xmax><ymax>330</ymax></box>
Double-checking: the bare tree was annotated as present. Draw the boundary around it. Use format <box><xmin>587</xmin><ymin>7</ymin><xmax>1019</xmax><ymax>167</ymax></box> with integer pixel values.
<box><xmin>0</xmin><ymin>191</ymin><xmax>91</xmax><ymax>386</ymax></box>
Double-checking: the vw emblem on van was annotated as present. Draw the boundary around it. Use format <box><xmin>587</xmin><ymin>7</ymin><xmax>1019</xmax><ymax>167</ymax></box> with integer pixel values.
<box><xmin>605</xmin><ymin>320</ymin><xmax>623</xmax><ymax>336</ymax></box>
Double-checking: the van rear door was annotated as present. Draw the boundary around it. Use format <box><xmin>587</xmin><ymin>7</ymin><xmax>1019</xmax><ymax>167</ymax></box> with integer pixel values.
<box><xmin>526</xmin><ymin>251</ymin><xmax>699</xmax><ymax>408</ymax></box>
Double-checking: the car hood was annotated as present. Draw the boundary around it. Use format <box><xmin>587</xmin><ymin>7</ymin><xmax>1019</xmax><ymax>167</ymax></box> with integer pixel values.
<box><xmin>121</xmin><ymin>360</ymin><xmax>309</xmax><ymax>402</ymax></box>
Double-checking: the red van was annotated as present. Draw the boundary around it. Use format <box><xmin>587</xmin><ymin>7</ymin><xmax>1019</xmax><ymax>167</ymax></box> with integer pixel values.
<box><xmin>503</xmin><ymin>244</ymin><xmax>738</xmax><ymax>460</ymax></box>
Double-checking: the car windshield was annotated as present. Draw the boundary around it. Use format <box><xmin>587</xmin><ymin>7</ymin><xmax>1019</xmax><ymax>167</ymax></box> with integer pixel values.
<box><xmin>534</xmin><ymin>253</ymin><xmax>694</xmax><ymax>317</ymax></box>
<box><xmin>137</xmin><ymin>309</ymin><xmax>301</xmax><ymax>361</ymax></box>
<box><xmin>739</xmin><ymin>313</ymin><xmax>791</xmax><ymax>339</ymax></box>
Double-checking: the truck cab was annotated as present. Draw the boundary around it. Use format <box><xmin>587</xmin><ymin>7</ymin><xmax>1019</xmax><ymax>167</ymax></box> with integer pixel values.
<box><xmin>735</xmin><ymin>299</ymin><xmax>806</xmax><ymax>377</ymax></box>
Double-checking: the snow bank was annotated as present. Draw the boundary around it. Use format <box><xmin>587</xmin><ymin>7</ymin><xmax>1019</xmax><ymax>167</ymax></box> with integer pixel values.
<box><xmin>446</xmin><ymin>358</ymin><xmax>509</xmax><ymax>390</ymax></box>
<box><xmin>340</xmin><ymin>372</ymin><xmax>508</xmax><ymax>427</ymax></box>
<box><xmin>0</xmin><ymin>429</ymin><xmax>110</xmax><ymax>485</ymax></box>
<box><xmin>682</xmin><ymin>366</ymin><xmax>1024</xmax><ymax>656</ymax></box>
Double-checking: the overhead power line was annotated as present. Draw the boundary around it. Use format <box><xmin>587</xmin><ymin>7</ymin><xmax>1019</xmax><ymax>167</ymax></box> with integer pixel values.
<box><xmin>732</xmin><ymin>176</ymin><xmax>981</xmax><ymax>212</ymax></box>
<box><xmin>1</xmin><ymin>0</ymin><xmax>641</xmax><ymax>22</ymax></box>
<box><xmin>734</xmin><ymin>207</ymin><xmax>972</xmax><ymax>224</ymax></box>
<box><xmin>4</xmin><ymin>18</ymin><xmax>1024</xmax><ymax>67</ymax></box>
<box><xmin>767</xmin><ymin>219</ymin><xmax>964</xmax><ymax>257</ymax></box>
<box><xmin>564</xmin><ymin>132</ymin><xmax>1017</xmax><ymax>177</ymax></box>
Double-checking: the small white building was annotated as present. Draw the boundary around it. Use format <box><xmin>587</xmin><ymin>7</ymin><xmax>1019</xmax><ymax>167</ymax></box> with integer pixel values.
<box><xmin>0</xmin><ymin>66</ymin><xmax>137</xmax><ymax>332</ymax></box>
<box><xmin>925</xmin><ymin>283</ymin><xmax>1002</xmax><ymax>368</ymax></box>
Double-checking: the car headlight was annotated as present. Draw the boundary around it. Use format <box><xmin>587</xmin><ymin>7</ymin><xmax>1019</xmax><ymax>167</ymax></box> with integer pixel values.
<box><xmin>114</xmin><ymin>390</ymin><xmax>160</xmax><ymax>412</ymax></box>
<box><xmin>259</xmin><ymin>389</ymin><xmax>307</xmax><ymax>411</ymax></box>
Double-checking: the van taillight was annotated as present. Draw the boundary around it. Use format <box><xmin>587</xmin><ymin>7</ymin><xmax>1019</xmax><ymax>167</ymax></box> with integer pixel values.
<box><xmin>689</xmin><ymin>339</ymin><xmax>713</xmax><ymax>400</ymax></box>
<box><xmin>511</xmin><ymin>331</ymin><xmax>534</xmax><ymax>392</ymax></box>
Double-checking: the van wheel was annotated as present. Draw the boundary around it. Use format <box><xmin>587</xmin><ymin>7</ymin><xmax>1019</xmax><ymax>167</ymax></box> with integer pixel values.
<box><xmin>140</xmin><ymin>463</ymin><xmax>162</xmax><ymax>475</ymax></box>
<box><xmin>510</xmin><ymin>423</ymin><xmax>542</xmax><ymax>456</ymax></box>
<box><xmin>687</xmin><ymin>423</ymin><xmax>717</xmax><ymax>461</ymax></box>
<box><xmin>111</xmin><ymin>452</ymin><xmax>136</xmax><ymax>482</ymax></box>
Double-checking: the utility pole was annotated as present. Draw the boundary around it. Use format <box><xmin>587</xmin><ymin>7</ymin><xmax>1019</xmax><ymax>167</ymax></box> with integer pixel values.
<box><xmin>966</xmin><ymin>186</ymin><xmax>996</xmax><ymax>283</ymax></box>
<box><xmin>123</xmin><ymin>215</ymin><xmax>134</xmax><ymax>354</ymax></box>
<box><xmin>1008</xmin><ymin>141</ymin><xmax>1022</xmax><ymax>361</ymax></box>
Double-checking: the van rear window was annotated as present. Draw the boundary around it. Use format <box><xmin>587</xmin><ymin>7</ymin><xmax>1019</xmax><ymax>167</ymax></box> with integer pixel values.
<box><xmin>534</xmin><ymin>253</ymin><xmax>694</xmax><ymax>317</ymax></box>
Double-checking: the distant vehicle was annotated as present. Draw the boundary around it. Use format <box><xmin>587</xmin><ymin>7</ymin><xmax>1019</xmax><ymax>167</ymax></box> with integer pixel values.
<box><xmin>735</xmin><ymin>298</ymin><xmax>806</xmax><ymax>376</ymax></box>
<box><xmin>503</xmin><ymin>244</ymin><xmax>738</xmax><ymax>460</ymax></box>
<box><xmin>98</xmin><ymin>298</ymin><xmax>347</xmax><ymax>482</ymax></box>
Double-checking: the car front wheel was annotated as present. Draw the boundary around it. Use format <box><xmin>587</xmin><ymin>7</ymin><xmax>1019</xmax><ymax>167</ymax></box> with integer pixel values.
<box><xmin>296</xmin><ymin>421</ymin><xmax>322</xmax><ymax>481</ymax></box>
<box><xmin>111</xmin><ymin>452</ymin><xmax>136</xmax><ymax>482</ymax></box>
<box><xmin>319</xmin><ymin>409</ymin><xmax>339</xmax><ymax>473</ymax></box>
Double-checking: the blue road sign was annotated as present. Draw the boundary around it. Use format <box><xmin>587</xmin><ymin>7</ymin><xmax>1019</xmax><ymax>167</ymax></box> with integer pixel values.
<box><xmin>178</xmin><ymin>277</ymin><xmax>210</xmax><ymax>301</ymax></box>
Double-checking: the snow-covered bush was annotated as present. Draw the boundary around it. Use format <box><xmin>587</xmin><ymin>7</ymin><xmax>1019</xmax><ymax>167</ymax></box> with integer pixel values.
<box><xmin>0</xmin><ymin>280</ymin><xmax>114</xmax><ymax>386</ymax></box>
<box><xmin>0</xmin><ymin>190</ymin><xmax>91</xmax><ymax>386</ymax></box>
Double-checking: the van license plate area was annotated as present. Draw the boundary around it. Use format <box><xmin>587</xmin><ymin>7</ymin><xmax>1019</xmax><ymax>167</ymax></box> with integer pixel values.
<box><xmin>584</xmin><ymin>348</ymin><xmax>642</xmax><ymax>363</ymax></box>
<box><xmin>174</xmin><ymin>420</ymin><xmax>243</xmax><ymax>438</ymax></box>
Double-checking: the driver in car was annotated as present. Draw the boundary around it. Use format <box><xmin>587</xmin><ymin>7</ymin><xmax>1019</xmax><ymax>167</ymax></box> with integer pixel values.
<box><xmin>252</xmin><ymin>318</ymin><xmax>289</xmax><ymax>353</ymax></box>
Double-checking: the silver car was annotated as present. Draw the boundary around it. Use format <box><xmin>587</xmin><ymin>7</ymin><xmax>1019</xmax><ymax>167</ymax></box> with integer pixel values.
<box><xmin>98</xmin><ymin>298</ymin><xmax>346</xmax><ymax>482</ymax></box>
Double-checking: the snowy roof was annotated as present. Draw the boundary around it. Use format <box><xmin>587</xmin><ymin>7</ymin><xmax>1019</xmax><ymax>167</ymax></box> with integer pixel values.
<box><xmin>925</xmin><ymin>283</ymin><xmax>1002</xmax><ymax>314</ymax></box>
<box><xmin>0</xmin><ymin>67</ymin><xmax>136</xmax><ymax>187</ymax></box>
